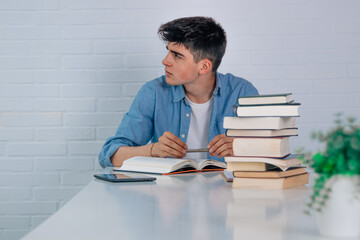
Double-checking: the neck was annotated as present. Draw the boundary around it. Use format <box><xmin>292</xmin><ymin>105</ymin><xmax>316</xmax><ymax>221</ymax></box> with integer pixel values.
<box><xmin>184</xmin><ymin>72</ymin><xmax>216</xmax><ymax>104</ymax></box>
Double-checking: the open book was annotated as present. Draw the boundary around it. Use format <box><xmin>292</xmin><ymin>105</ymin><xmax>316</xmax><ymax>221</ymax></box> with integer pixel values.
<box><xmin>113</xmin><ymin>156</ymin><xmax>226</xmax><ymax>175</ymax></box>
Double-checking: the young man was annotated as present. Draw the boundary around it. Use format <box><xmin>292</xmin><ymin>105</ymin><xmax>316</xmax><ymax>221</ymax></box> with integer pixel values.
<box><xmin>99</xmin><ymin>17</ymin><xmax>258</xmax><ymax>168</ymax></box>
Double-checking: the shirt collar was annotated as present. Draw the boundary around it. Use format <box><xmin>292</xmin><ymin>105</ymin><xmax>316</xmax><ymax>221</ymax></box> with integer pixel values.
<box><xmin>171</xmin><ymin>72</ymin><xmax>222</xmax><ymax>102</ymax></box>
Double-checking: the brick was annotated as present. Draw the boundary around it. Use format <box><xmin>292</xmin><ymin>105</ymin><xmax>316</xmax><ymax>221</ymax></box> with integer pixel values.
<box><xmin>35</xmin><ymin>12</ymin><xmax>94</xmax><ymax>25</ymax></box>
<box><xmin>276</xmin><ymin>80</ymin><xmax>314</xmax><ymax>94</ymax></box>
<box><xmin>124</xmin><ymin>84</ymin><xmax>143</xmax><ymax>97</ymax></box>
<box><xmin>94</xmin><ymin>40</ymin><xmax>163</xmax><ymax>54</ymax></box>
<box><xmin>62</xmin><ymin>56</ymin><xmax>124</xmax><ymax>69</ymax></box>
<box><xmin>34</xmin><ymin>157</ymin><xmax>94</xmax><ymax>171</ymax></box>
<box><xmin>65</xmin><ymin>113</ymin><xmax>123</xmax><ymax>126</ymax></box>
<box><xmin>219</xmin><ymin>66</ymin><xmax>282</xmax><ymax>80</ymax></box>
<box><xmin>96</xmin><ymin>69</ymin><xmax>158</xmax><ymax>83</ymax></box>
<box><xmin>0</xmin><ymin>159</ymin><xmax>33</xmax><ymax>172</ymax></box>
<box><xmin>96</xmin><ymin>127</ymin><xmax>117</xmax><ymax>139</ymax></box>
<box><xmin>0</xmin><ymin>202</ymin><xmax>57</xmax><ymax>214</ymax></box>
<box><xmin>0</xmin><ymin>56</ymin><xmax>60</xmax><ymax>69</ymax></box>
<box><xmin>0</xmin><ymin>12</ymin><xmax>34</xmax><ymax>25</ymax></box>
<box><xmin>36</xmin><ymin>128</ymin><xmax>95</xmax><ymax>141</ymax></box>
<box><xmin>0</xmin><ymin>143</ymin><xmax>3</xmax><ymax>155</ymax></box>
<box><xmin>0</xmin><ymin>99</ymin><xmax>35</xmax><ymax>111</ymax></box>
<box><xmin>1</xmin><ymin>231</ymin><xmax>28</xmax><ymax>240</ymax></box>
<box><xmin>0</xmin><ymin>85</ymin><xmax>58</xmax><ymax>97</ymax></box>
<box><xmin>62</xmin><ymin>0</ymin><xmax>124</xmax><ymax>9</ymax></box>
<box><xmin>251</xmin><ymin>20</ymin><xmax>312</xmax><ymax>35</ymax></box>
<box><xmin>30</xmin><ymin>41</ymin><xmax>93</xmax><ymax>54</ymax></box>
<box><xmin>124</xmin><ymin>24</ymin><xmax>158</xmax><ymax>39</ymax></box>
<box><xmin>0</xmin><ymin>41</ymin><xmax>31</xmax><ymax>55</ymax></box>
<box><xmin>222</xmin><ymin>21</ymin><xmax>250</xmax><ymax>36</ymax></box>
<box><xmin>283</xmin><ymin>35</ymin><xmax>345</xmax><ymax>49</ymax></box>
<box><xmin>0</xmin><ymin>173</ymin><xmax>59</xmax><ymax>187</ymax></box>
<box><xmin>62</xmin><ymin>26</ymin><xmax>123</xmax><ymax>39</ymax></box>
<box><xmin>312</xmin><ymin>79</ymin><xmax>350</xmax><ymax>94</ymax></box>
<box><xmin>348</xmin><ymin>64</ymin><xmax>360</xmax><ymax>78</ymax></box>
<box><xmin>221</xmin><ymin>51</ymin><xmax>251</xmax><ymax>66</ymax></box>
<box><xmin>126</xmin><ymin>54</ymin><xmax>164</xmax><ymax>67</ymax></box>
<box><xmin>96</xmin><ymin>98</ymin><xmax>132</xmax><ymax>112</ymax></box>
<box><xmin>1</xmin><ymin>26</ymin><xmax>61</xmax><ymax>40</ymax></box>
<box><xmin>0</xmin><ymin>71</ymin><xmax>35</xmax><ymax>83</ymax></box>
<box><xmin>0</xmin><ymin>217</ymin><xmax>30</xmax><ymax>229</ymax></box>
<box><xmin>311</xmin><ymin>49</ymin><xmax>360</xmax><ymax>64</ymax></box>
<box><xmin>68</xmin><ymin>142</ymin><xmax>104</xmax><ymax>155</ymax></box>
<box><xmin>7</xmin><ymin>143</ymin><xmax>67</xmax><ymax>156</ymax></box>
<box><xmin>227</xmin><ymin>36</ymin><xmax>282</xmax><ymax>51</ymax></box>
<box><xmin>0</xmin><ymin>188</ymin><xmax>31</xmax><ymax>200</ymax></box>
<box><xmin>62</xmin><ymin>171</ymin><xmax>94</xmax><ymax>185</ymax></box>
<box><xmin>1</xmin><ymin>113</ymin><xmax>62</xmax><ymax>127</ymax></box>
<box><xmin>36</xmin><ymin>99</ymin><xmax>96</xmax><ymax>111</ymax></box>
<box><xmin>251</xmin><ymin>50</ymin><xmax>315</xmax><ymax>65</ymax></box>
<box><xmin>347</xmin><ymin>79</ymin><xmax>360</xmax><ymax>94</ymax></box>
<box><xmin>34</xmin><ymin>187</ymin><xmax>81</xmax><ymax>201</ymax></box>
<box><xmin>31</xmin><ymin>216</ymin><xmax>50</xmax><ymax>229</ymax></box>
<box><xmin>36</xmin><ymin>70</ymin><xmax>96</xmax><ymax>83</ymax></box>
<box><xmin>299</xmin><ymin>94</ymin><xmax>348</xmax><ymax>109</ymax></box>
<box><xmin>284</xmin><ymin>65</ymin><xmax>347</xmax><ymax>80</ymax></box>
<box><xmin>61</xmin><ymin>84</ymin><xmax>122</xmax><ymax>97</ymax></box>
<box><xmin>0</xmin><ymin>0</ymin><xmax>58</xmax><ymax>9</ymax></box>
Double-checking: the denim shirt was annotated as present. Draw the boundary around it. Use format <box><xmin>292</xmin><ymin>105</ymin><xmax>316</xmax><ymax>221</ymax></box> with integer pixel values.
<box><xmin>98</xmin><ymin>72</ymin><xmax>258</xmax><ymax>168</ymax></box>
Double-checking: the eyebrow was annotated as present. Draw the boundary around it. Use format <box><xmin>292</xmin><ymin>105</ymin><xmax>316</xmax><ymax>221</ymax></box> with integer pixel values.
<box><xmin>166</xmin><ymin>45</ymin><xmax>185</xmax><ymax>58</ymax></box>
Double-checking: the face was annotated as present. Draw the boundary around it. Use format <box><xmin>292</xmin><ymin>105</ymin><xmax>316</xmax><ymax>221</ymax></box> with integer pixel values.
<box><xmin>162</xmin><ymin>42</ymin><xmax>200</xmax><ymax>86</ymax></box>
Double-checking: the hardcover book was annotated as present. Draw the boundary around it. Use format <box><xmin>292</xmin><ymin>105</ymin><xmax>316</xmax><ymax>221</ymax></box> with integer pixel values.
<box><xmin>238</xmin><ymin>93</ymin><xmax>293</xmax><ymax>105</ymax></box>
<box><xmin>113</xmin><ymin>156</ymin><xmax>226</xmax><ymax>175</ymax></box>
<box><xmin>226</xmin><ymin>128</ymin><xmax>298</xmax><ymax>137</ymax></box>
<box><xmin>233</xmin><ymin>166</ymin><xmax>306</xmax><ymax>178</ymax></box>
<box><xmin>232</xmin><ymin>173</ymin><xmax>310</xmax><ymax>189</ymax></box>
<box><xmin>225</xmin><ymin>154</ymin><xmax>301</xmax><ymax>171</ymax></box>
<box><xmin>233</xmin><ymin>103</ymin><xmax>300</xmax><ymax>117</ymax></box>
<box><xmin>223</xmin><ymin>116</ymin><xmax>297</xmax><ymax>130</ymax></box>
<box><xmin>231</xmin><ymin>137</ymin><xmax>290</xmax><ymax>158</ymax></box>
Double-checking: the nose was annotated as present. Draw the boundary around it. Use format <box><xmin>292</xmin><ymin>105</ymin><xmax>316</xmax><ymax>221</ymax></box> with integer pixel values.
<box><xmin>162</xmin><ymin>52</ymin><xmax>172</xmax><ymax>67</ymax></box>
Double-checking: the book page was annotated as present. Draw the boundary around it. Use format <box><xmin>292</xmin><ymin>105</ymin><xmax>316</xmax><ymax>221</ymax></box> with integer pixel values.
<box><xmin>114</xmin><ymin>156</ymin><xmax>197</xmax><ymax>173</ymax></box>
<box><xmin>192</xmin><ymin>159</ymin><xmax>226</xmax><ymax>170</ymax></box>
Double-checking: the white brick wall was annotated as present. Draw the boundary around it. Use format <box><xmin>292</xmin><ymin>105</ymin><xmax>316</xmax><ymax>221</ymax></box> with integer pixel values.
<box><xmin>1</xmin><ymin>1</ymin><xmax>360</xmax><ymax>239</ymax></box>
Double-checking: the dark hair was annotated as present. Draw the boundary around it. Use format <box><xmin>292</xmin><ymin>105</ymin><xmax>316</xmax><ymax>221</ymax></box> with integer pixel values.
<box><xmin>158</xmin><ymin>16</ymin><xmax>227</xmax><ymax>72</ymax></box>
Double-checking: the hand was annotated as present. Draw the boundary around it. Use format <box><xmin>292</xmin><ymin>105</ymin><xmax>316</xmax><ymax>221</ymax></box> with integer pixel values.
<box><xmin>208</xmin><ymin>133</ymin><xmax>234</xmax><ymax>158</ymax></box>
<box><xmin>152</xmin><ymin>131</ymin><xmax>188</xmax><ymax>158</ymax></box>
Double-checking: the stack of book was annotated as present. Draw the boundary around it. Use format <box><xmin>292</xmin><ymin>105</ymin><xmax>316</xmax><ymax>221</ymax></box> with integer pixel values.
<box><xmin>223</xmin><ymin>93</ymin><xmax>309</xmax><ymax>189</ymax></box>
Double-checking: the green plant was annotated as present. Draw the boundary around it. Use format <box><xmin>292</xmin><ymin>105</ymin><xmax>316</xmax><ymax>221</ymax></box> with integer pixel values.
<box><xmin>302</xmin><ymin>113</ymin><xmax>360</xmax><ymax>214</ymax></box>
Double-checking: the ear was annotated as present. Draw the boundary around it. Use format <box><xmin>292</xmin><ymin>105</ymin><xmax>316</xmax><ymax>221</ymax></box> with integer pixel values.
<box><xmin>198</xmin><ymin>59</ymin><xmax>212</xmax><ymax>75</ymax></box>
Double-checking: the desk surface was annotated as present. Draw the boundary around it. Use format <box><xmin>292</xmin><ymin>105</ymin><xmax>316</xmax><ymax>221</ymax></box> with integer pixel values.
<box><xmin>21</xmin><ymin>171</ymin><xmax>345</xmax><ymax>240</ymax></box>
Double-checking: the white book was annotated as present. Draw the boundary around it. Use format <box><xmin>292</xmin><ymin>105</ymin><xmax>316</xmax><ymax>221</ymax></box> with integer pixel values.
<box><xmin>113</xmin><ymin>156</ymin><xmax>226</xmax><ymax>175</ymax></box>
<box><xmin>234</xmin><ymin>103</ymin><xmax>300</xmax><ymax>117</ymax></box>
<box><xmin>223</xmin><ymin>116</ymin><xmax>297</xmax><ymax>130</ymax></box>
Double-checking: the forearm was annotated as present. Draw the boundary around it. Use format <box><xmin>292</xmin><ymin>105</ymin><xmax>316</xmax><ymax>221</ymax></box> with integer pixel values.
<box><xmin>110</xmin><ymin>144</ymin><xmax>155</xmax><ymax>167</ymax></box>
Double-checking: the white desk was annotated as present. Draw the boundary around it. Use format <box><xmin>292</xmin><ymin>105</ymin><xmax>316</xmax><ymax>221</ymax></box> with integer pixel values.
<box><xmin>20</xmin><ymin>171</ymin><xmax>347</xmax><ymax>240</ymax></box>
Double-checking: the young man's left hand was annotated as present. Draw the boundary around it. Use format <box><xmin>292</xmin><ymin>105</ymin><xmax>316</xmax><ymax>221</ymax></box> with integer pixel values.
<box><xmin>207</xmin><ymin>133</ymin><xmax>234</xmax><ymax>158</ymax></box>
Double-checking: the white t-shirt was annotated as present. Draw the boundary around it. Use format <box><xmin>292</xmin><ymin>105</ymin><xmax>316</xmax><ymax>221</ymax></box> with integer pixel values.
<box><xmin>184</xmin><ymin>95</ymin><xmax>214</xmax><ymax>159</ymax></box>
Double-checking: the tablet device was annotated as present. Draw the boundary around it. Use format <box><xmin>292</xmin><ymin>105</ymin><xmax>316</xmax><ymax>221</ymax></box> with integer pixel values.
<box><xmin>94</xmin><ymin>173</ymin><xmax>156</xmax><ymax>183</ymax></box>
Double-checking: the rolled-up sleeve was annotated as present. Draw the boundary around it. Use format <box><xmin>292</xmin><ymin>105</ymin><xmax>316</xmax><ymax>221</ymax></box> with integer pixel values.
<box><xmin>98</xmin><ymin>82</ymin><xmax>156</xmax><ymax>168</ymax></box>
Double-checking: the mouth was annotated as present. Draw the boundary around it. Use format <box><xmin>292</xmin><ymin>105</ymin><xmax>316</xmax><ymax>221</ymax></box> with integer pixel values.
<box><xmin>165</xmin><ymin>69</ymin><xmax>172</xmax><ymax>76</ymax></box>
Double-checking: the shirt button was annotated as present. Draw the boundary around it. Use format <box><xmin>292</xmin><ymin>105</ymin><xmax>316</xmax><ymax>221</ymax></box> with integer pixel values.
<box><xmin>186</xmin><ymin>113</ymin><xmax>189</xmax><ymax>117</ymax></box>
<box><xmin>181</xmin><ymin>134</ymin><xmax>185</xmax><ymax>138</ymax></box>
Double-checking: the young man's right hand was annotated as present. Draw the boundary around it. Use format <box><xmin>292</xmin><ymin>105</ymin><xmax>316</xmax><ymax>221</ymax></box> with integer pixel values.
<box><xmin>152</xmin><ymin>131</ymin><xmax>188</xmax><ymax>158</ymax></box>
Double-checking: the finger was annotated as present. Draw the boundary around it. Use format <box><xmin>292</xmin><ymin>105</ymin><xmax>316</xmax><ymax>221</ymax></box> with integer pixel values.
<box><xmin>207</xmin><ymin>134</ymin><xmax>224</xmax><ymax>149</ymax></box>
<box><xmin>160</xmin><ymin>137</ymin><xmax>187</xmax><ymax>156</ymax></box>
<box><xmin>213</xmin><ymin>142</ymin><xmax>233</xmax><ymax>158</ymax></box>
<box><xmin>217</xmin><ymin>148</ymin><xmax>234</xmax><ymax>158</ymax></box>
<box><xmin>163</xmin><ymin>131</ymin><xmax>188</xmax><ymax>149</ymax></box>
<box><xmin>209</xmin><ymin>135</ymin><xmax>233</xmax><ymax>156</ymax></box>
<box><xmin>157</xmin><ymin>143</ymin><xmax>185</xmax><ymax>158</ymax></box>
